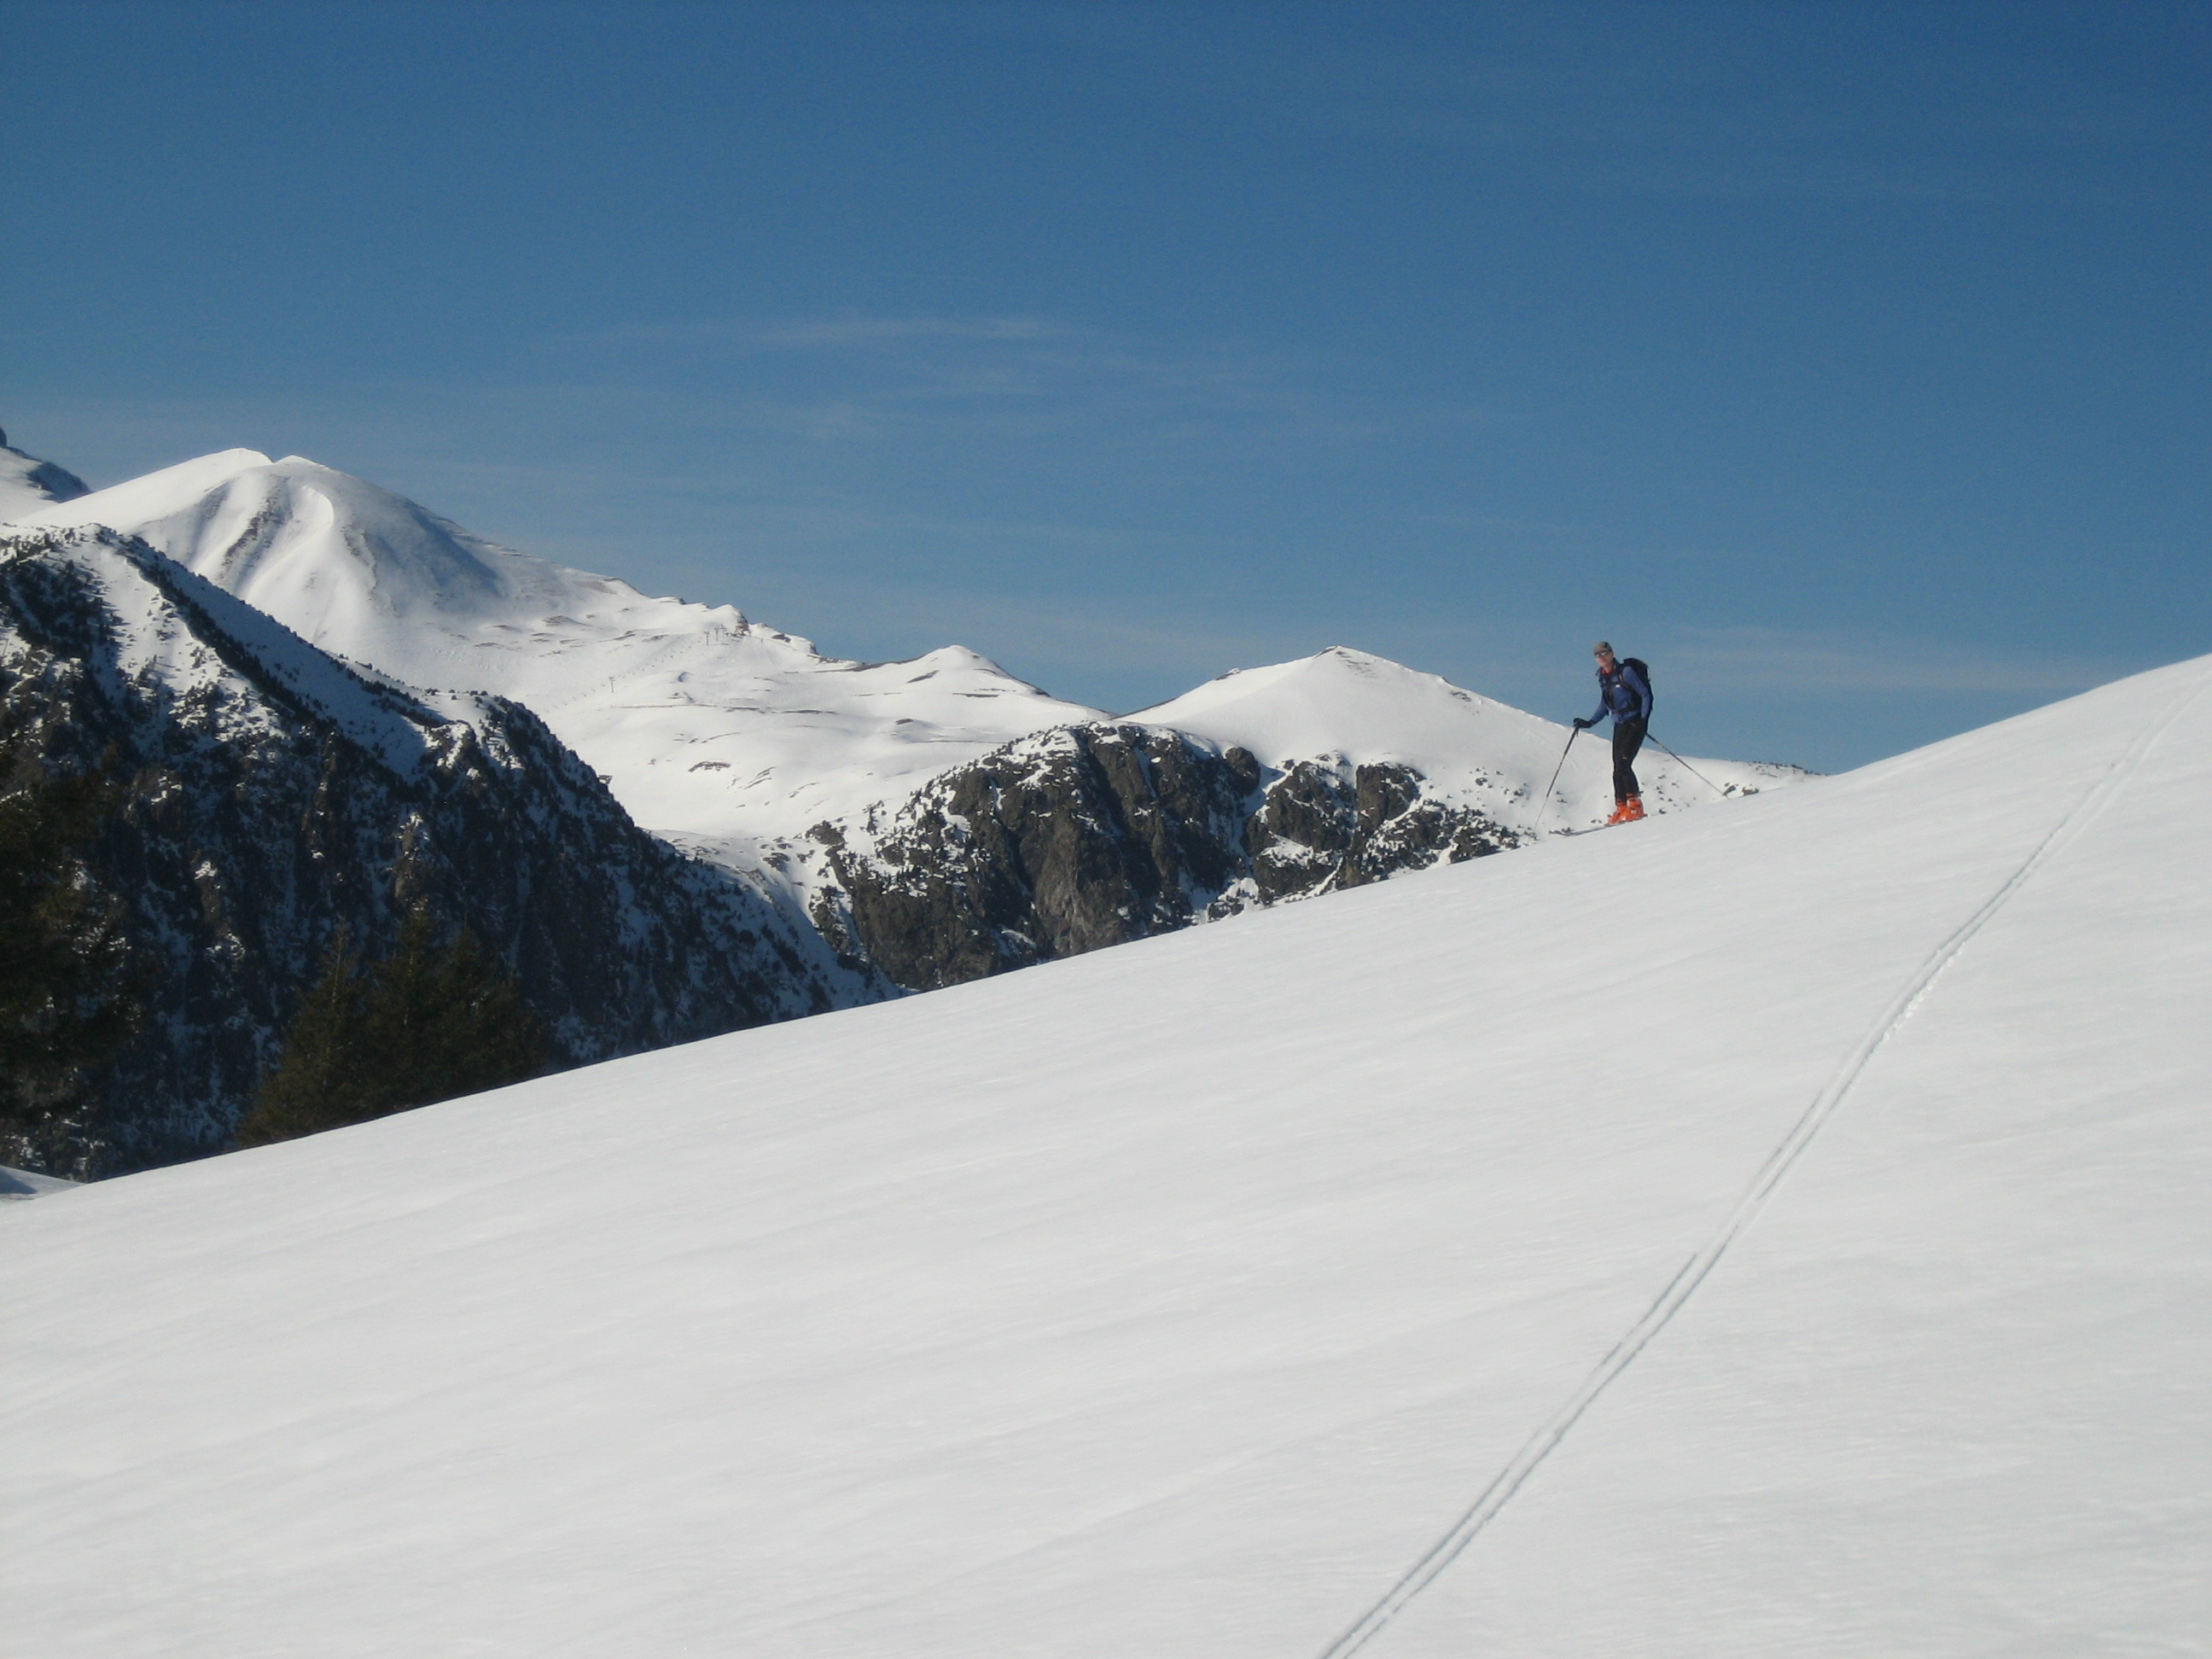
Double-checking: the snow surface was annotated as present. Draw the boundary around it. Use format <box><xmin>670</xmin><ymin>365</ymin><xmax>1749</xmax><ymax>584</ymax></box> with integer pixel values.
<box><xmin>0</xmin><ymin>1165</ymin><xmax>76</xmax><ymax>1199</ymax></box>
<box><xmin>18</xmin><ymin>453</ymin><xmax>1107</xmax><ymax>867</ymax></box>
<box><xmin>6</xmin><ymin>654</ymin><xmax>2206</xmax><ymax>1657</ymax></box>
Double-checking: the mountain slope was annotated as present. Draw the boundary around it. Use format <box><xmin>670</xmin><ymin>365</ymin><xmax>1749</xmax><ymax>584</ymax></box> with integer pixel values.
<box><xmin>17</xmin><ymin>451</ymin><xmax>1108</xmax><ymax>870</ymax></box>
<box><xmin>0</xmin><ymin>428</ymin><xmax>90</xmax><ymax>521</ymax></box>
<box><xmin>3</xmin><ymin>654</ymin><xmax>2203</xmax><ymax>1656</ymax></box>
<box><xmin>0</xmin><ymin>524</ymin><xmax>859</xmax><ymax>1173</ymax></box>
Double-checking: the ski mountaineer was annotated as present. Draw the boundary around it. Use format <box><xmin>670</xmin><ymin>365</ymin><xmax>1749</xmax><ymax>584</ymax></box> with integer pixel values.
<box><xmin>1573</xmin><ymin>641</ymin><xmax>1652</xmax><ymax>824</ymax></box>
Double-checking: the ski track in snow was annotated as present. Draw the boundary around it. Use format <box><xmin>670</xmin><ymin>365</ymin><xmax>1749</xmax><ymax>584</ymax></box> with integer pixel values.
<box><xmin>1315</xmin><ymin>671</ymin><xmax>2212</xmax><ymax>1658</ymax></box>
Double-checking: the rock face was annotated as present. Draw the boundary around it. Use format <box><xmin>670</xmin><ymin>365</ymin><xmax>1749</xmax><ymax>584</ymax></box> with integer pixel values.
<box><xmin>0</xmin><ymin>527</ymin><xmax>868</xmax><ymax>1175</ymax></box>
<box><xmin>806</xmin><ymin>723</ymin><xmax>1523</xmax><ymax>990</ymax></box>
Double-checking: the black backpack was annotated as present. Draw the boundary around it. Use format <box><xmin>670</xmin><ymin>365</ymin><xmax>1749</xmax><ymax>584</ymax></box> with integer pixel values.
<box><xmin>1621</xmin><ymin>656</ymin><xmax>1652</xmax><ymax>713</ymax></box>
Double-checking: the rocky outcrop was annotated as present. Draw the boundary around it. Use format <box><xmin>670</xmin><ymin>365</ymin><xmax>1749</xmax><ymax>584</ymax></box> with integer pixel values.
<box><xmin>805</xmin><ymin>723</ymin><xmax>1523</xmax><ymax>991</ymax></box>
<box><xmin>0</xmin><ymin>527</ymin><xmax>870</xmax><ymax>1175</ymax></box>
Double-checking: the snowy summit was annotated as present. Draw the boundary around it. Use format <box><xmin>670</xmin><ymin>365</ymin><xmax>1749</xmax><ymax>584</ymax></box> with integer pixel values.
<box><xmin>1129</xmin><ymin>644</ymin><xmax>1780</xmax><ymax>829</ymax></box>
<box><xmin>18</xmin><ymin>451</ymin><xmax>1108</xmax><ymax>868</ymax></box>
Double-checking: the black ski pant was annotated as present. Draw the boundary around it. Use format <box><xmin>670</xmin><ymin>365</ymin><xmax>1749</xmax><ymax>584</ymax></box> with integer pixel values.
<box><xmin>1611</xmin><ymin>717</ymin><xmax>1646</xmax><ymax>803</ymax></box>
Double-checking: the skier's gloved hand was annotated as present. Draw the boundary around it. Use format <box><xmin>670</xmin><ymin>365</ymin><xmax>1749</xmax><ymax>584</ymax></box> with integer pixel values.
<box><xmin>1571</xmin><ymin>718</ymin><xmax>1592</xmax><ymax>730</ymax></box>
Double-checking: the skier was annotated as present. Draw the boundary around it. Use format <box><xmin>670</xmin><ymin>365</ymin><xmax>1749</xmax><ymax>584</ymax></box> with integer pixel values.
<box><xmin>1572</xmin><ymin>642</ymin><xmax>1651</xmax><ymax>824</ymax></box>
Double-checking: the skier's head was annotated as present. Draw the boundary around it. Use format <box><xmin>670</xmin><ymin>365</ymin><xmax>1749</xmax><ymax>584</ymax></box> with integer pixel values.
<box><xmin>1593</xmin><ymin>641</ymin><xmax>1615</xmax><ymax>667</ymax></box>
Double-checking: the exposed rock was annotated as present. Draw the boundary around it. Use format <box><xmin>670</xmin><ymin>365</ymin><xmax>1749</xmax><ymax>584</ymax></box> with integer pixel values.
<box><xmin>806</xmin><ymin>723</ymin><xmax>1523</xmax><ymax>991</ymax></box>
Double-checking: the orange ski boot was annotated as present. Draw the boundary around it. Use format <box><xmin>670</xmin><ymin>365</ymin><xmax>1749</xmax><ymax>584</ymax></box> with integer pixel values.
<box><xmin>1604</xmin><ymin>799</ymin><xmax>1634</xmax><ymax>825</ymax></box>
<box><xmin>1621</xmin><ymin>795</ymin><xmax>1646</xmax><ymax>821</ymax></box>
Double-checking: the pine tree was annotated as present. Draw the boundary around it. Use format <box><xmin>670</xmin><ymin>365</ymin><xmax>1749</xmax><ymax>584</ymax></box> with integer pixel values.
<box><xmin>231</xmin><ymin>932</ymin><xmax>375</xmax><ymax>1146</ymax></box>
<box><xmin>0</xmin><ymin>743</ymin><xmax>133</xmax><ymax>1164</ymax></box>
<box><xmin>236</xmin><ymin>908</ymin><xmax>548</xmax><ymax>1149</ymax></box>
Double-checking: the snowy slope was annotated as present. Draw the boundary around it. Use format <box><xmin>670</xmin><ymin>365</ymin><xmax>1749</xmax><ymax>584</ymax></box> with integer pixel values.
<box><xmin>1131</xmin><ymin>644</ymin><xmax>1797</xmax><ymax>831</ymax></box>
<box><xmin>17</xmin><ymin>452</ymin><xmax>1105</xmax><ymax>869</ymax></box>
<box><xmin>5</xmin><ymin>654</ymin><xmax>2206</xmax><ymax>1656</ymax></box>
<box><xmin>0</xmin><ymin>1165</ymin><xmax>76</xmax><ymax>1199</ymax></box>
<box><xmin>0</xmin><ymin>428</ymin><xmax>90</xmax><ymax>520</ymax></box>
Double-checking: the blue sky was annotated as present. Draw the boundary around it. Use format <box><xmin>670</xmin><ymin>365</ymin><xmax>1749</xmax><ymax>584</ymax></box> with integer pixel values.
<box><xmin>5</xmin><ymin>1</ymin><xmax>2206</xmax><ymax>771</ymax></box>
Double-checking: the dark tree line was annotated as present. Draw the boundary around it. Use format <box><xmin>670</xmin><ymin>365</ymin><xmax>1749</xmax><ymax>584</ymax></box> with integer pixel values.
<box><xmin>3</xmin><ymin>718</ymin><xmax>550</xmax><ymax>1161</ymax></box>
<box><xmin>236</xmin><ymin>909</ymin><xmax>549</xmax><ymax>1148</ymax></box>
<box><xmin>0</xmin><ymin>744</ymin><xmax>135</xmax><ymax>1167</ymax></box>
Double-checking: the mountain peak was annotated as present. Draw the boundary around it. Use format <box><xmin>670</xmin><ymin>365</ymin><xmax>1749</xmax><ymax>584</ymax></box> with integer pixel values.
<box><xmin>25</xmin><ymin>445</ymin><xmax>1108</xmax><ymax>859</ymax></box>
<box><xmin>21</xmin><ymin>451</ymin><xmax>537</xmax><ymax>642</ymax></box>
<box><xmin>1126</xmin><ymin>645</ymin><xmax>1524</xmax><ymax>771</ymax></box>
<box><xmin>0</xmin><ymin>431</ymin><xmax>93</xmax><ymax>521</ymax></box>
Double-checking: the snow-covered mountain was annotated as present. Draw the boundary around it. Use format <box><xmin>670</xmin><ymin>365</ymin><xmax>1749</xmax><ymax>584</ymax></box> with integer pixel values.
<box><xmin>17</xmin><ymin>451</ymin><xmax>1792</xmax><ymax>895</ymax></box>
<box><xmin>0</xmin><ymin>522</ymin><xmax>863</xmax><ymax>1173</ymax></box>
<box><xmin>800</xmin><ymin>648</ymin><xmax>1799</xmax><ymax>987</ymax></box>
<box><xmin>1131</xmin><ymin>644</ymin><xmax>1785</xmax><ymax>827</ymax></box>
<box><xmin>5</xmin><ymin>653</ymin><xmax>2203</xmax><ymax>1656</ymax></box>
<box><xmin>15</xmin><ymin>451</ymin><xmax>1109</xmax><ymax>871</ymax></box>
<box><xmin>0</xmin><ymin>427</ymin><xmax>90</xmax><ymax>520</ymax></box>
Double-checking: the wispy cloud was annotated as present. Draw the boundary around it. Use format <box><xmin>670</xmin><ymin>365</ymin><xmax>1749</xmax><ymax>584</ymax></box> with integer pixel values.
<box><xmin>582</xmin><ymin>315</ymin><xmax>1070</xmax><ymax>352</ymax></box>
<box><xmin>550</xmin><ymin>311</ymin><xmax>1423</xmax><ymax>447</ymax></box>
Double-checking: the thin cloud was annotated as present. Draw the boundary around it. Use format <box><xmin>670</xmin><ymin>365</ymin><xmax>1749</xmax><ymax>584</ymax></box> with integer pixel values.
<box><xmin>748</xmin><ymin>317</ymin><xmax>1069</xmax><ymax>350</ymax></box>
<box><xmin>574</xmin><ymin>316</ymin><xmax>1070</xmax><ymax>352</ymax></box>
<box><xmin>550</xmin><ymin>312</ymin><xmax>1412</xmax><ymax>446</ymax></box>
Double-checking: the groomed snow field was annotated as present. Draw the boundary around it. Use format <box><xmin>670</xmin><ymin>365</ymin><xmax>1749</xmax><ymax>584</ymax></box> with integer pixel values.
<box><xmin>5</xmin><ymin>655</ymin><xmax>2208</xmax><ymax>1657</ymax></box>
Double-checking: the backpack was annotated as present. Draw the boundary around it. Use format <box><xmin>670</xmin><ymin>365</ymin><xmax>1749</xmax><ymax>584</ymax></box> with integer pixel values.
<box><xmin>1621</xmin><ymin>656</ymin><xmax>1652</xmax><ymax>713</ymax></box>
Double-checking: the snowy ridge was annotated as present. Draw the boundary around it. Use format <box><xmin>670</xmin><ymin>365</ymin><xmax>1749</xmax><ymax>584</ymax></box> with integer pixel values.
<box><xmin>0</xmin><ymin>428</ymin><xmax>90</xmax><ymax>521</ymax></box>
<box><xmin>5</xmin><ymin>524</ymin><xmax>470</xmax><ymax>777</ymax></box>
<box><xmin>5</xmin><ymin>654</ymin><xmax>2205</xmax><ymax>1654</ymax></box>
<box><xmin>1129</xmin><ymin>644</ymin><xmax>1799</xmax><ymax>832</ymax></box>
<box><xmin>19</xmin><ymin>452</ymin><xmax>1108</xmax><ymax>868</ymax></box>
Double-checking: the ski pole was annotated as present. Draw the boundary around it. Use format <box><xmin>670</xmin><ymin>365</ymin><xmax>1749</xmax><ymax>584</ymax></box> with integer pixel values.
<box><xmin>1644</xmin><ymin>731</ymin><xmax>1730</xmax><ymax>798</ymax></box>
<box><xmin>1530</xmin><ymin>727</ymin><xmax>1579</xmax><ymax>835</ymax></box>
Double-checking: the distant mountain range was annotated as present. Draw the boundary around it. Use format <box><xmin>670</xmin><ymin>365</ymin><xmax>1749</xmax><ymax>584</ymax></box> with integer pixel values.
<box><xmin>2</xmin><ymin>434</ymin><xmax>1803</xmax><ymax>1168</ymax></box>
